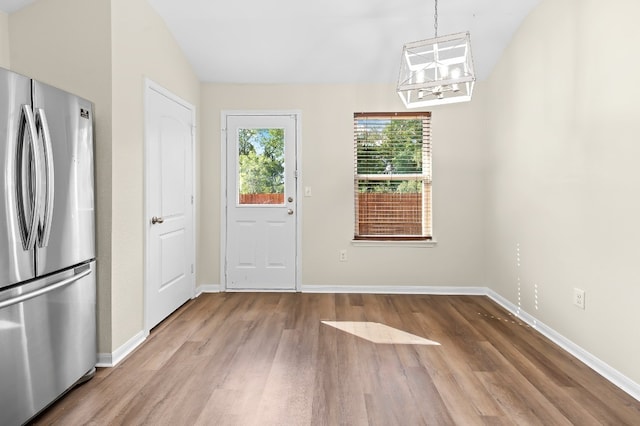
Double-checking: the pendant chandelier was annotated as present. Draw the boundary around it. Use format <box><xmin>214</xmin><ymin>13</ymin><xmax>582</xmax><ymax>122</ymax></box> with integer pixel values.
<box><xmin>397</xmin><ymin>0</ymin><xmax>476</xmax><ymax>108</ymax></box>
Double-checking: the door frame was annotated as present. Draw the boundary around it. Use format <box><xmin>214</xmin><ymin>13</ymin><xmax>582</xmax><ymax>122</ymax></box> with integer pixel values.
<box><xmin>143</xmin><ymin>78</ymin><xmax>197</xmax><ymax>333</ymax></box>
<box><xmin>220</xmin><ymin>110</ymin><xmax>302</xmax><ymax>292</ymax></box>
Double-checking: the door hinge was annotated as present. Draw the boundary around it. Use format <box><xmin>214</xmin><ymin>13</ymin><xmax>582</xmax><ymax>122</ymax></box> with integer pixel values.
<box><xmin>191</xmin><ymin>195</ymin><xmax>194</xmax><ymax>205</ymax></box>
<box><xmin>191</xmin><ymin>264</ymin><xmax>194</xmax><ymax>274</ymax></box>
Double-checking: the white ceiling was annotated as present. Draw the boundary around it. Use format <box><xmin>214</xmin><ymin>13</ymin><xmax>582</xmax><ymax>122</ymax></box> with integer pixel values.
<box><xmin>1</xmin><ymin>0</ymin><xmax>541</xmax><ymax>84</ymax></box>
<box><xmin>0</xmin><ymin>0</ymin><xmax>34</xmax><ymax>13</ymax></box>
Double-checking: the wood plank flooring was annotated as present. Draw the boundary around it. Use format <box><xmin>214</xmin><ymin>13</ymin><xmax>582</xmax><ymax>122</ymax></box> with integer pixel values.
<box><xmin>29</xmin><ymin>293</ymin><xmax>640</xmax><ymax>425</ymax></box>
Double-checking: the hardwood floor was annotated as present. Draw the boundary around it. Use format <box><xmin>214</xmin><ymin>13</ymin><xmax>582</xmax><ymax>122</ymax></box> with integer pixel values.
<box><xmin>30</xmin><ymin>293</ymin><xmax>640</xmax><ymax>425</ymax></box>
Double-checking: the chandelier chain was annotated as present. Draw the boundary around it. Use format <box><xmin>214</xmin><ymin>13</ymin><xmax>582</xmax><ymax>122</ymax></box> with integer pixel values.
<box><xmin>434</xmin><ymin>0</ymin><xmax>438</xmax><ymax>38</ymax></box>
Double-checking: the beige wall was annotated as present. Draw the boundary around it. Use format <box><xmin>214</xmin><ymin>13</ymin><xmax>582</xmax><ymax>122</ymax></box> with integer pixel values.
<box><xmin>6</xmin><ymin>0</ymin><xmax>639</xmax><ymax>390</ymax></box>
<box><xmin>9</xmin><ymin>0</ymin><xmax>114</xmax><ymax>352</ymax></box>
<box><xmin>110</xmin><ymin>0</ymin><xmax>200</xmax><ymax>349</ymax></box>
<box><xmin>200</xmin><ymin>83</ymin><xmax>487</xmax><ymax>288</ymax></box>
<box><xmin>0</xmin><ymin>11</ymin><xmax>8</xmax><ymax>68</ymax></box>
<box><xmin>9</xmin><ymin>0</ymin><xmax>200</xmax><ymax>353</ymax></box>
<box><xmin>485</xmin><ymin>0</ymin><xmax>640</xmax><ymax>384</ymax></box>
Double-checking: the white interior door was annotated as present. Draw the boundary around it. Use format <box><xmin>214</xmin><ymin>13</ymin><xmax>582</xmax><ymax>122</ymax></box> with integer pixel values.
<box><xmin>145</xmin><ymin>82</ymin><xmax>195</xmax><ymax>330</ymax></box>
<box><xmin>225</xmin><ymin>113</ymin><xmax>298</xmax><ymax>290</ymax></box>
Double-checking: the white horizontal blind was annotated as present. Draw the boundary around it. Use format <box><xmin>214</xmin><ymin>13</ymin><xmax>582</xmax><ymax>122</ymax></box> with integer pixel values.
<box><xmin>353</xmin><ymin>112</ymin><xmax>432</xmax><ymax>240</ymax></box>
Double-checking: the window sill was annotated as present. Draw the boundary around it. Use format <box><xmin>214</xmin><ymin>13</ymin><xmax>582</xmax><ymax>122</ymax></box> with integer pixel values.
<box><xmin>351</xmin><ymin>239</ymin><xmax>438</xmax><ymax>248</ymax></box>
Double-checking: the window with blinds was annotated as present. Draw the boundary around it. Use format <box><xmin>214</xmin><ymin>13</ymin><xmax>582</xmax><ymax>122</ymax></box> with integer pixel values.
<box><xmin>354</xmin><ymin>112</ymin><xmax>432</xmax><ymax>240</ymax></box>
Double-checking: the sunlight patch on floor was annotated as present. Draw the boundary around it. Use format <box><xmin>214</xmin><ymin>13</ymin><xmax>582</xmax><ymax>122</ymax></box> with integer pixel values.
<box><xmin>321</xmin><ymin>321</ymin><xmax>440</xmax><ymax>345</ymax></box>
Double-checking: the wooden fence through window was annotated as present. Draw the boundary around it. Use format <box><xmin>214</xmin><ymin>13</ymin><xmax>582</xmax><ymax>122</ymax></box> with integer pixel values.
<box><xmin>239</xmin><ymin>193</ymin><xmax>284</xmax><ymax>205</ymax></box>
<box><xmin>357</xmin><ymin>192</ymin><xmax>424</xmax><ymax>236</ymax></box>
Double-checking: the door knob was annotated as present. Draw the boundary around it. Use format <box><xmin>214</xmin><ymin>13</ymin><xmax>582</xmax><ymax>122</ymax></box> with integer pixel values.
<box><xmin>287</xmin><ymin>209</ymin><xmax>294</xmax><ymax>215</ymax></box>
<box><xmin>151</xmin><ymin>216</ymin><xmax>164</xmax><ymax>224</ymax></box>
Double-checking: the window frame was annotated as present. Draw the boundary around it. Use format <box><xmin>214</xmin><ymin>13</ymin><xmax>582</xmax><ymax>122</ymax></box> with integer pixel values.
<box><xmin>353</xmin><ymin>112</ymin><xmax>433</xmax><ymax>242</ymax></box>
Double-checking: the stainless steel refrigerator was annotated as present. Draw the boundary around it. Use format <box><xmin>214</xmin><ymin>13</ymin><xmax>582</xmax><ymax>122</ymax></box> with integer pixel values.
<box><xmin>0</xmin><ymin>67</ymin><xmax>96</xmax><ymax>425</ymax></box>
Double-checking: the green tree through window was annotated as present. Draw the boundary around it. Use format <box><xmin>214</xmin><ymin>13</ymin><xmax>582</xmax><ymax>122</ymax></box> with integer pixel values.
<box><xmin>354</xmin><ymin>112</ymin><xmax>432</xmax><ymax>239</ymax></box>
<box><xmin>238</xmin><ymin>128</ymin><xmax>285</xmax><ymax>196</ymax></box>
<box><xmin>356</xmin><ymin>118</ymin><xmax>423</xmax><ymax>193</ymax></box>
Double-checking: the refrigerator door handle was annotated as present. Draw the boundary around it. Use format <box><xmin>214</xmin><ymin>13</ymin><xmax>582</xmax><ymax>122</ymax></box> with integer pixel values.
<box><xmin>35</xmin><ymin>108</ymin><xmax>55</xmax><ymax>248</ymax></box>
<box><xmin>16</xmin><ymin>105</ymin><xmax>43</xmax><ymax>250</ymax></box>
<box><xmin>0</xmin><ymin>265</ymin><xmax>91</xmax><ymax>310</ymax></box>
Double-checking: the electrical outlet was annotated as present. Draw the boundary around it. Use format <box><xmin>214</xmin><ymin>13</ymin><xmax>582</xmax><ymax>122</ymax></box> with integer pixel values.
<box><xmin>339</xmin><ymin>249</ymin><xmax>347</xmax><ymax>262</ymax></box>
<box><xmin>573</xmin><ymin>288</ymin><xmax>585</xmax><ymax>309</ymax></box>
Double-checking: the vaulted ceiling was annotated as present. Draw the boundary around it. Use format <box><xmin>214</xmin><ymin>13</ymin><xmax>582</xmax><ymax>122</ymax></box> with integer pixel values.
<box><xmin>0</xmin><ymin>0</ymin><xmax>34</xmax><ymax>13</ymax></box>
<box><xmin>1</xmin><ymin>0</ymin><xmax>541</xmax><ymax>84</ymax></box>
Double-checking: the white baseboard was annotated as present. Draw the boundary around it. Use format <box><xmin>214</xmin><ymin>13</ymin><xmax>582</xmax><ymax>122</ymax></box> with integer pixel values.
<box><xmin>96</xmin><ymin>329</ymin><xmax>147</xmax><ymax>368</ymax></box>
<box><xmin>96</xmin><ymin>283</ymin><xmax>640</xmax><ymax>402</ymax></box>
<box><xmin>301</xmin><ymin>284</ymin><xmax>486</xmax><ymax>295</ymax></box>
<box><xmin>195</xmin><ymin>283</ymin><xmax>222</xmax><ymax>296</ymax></box>
<box><xmin>486</xmin><ymin>289</ymin><xmax>640</xmax><ymax>402</ymax></box>
<box><xmin>303</xmin><ymin>284</ymin><xmax>640</xmax><ymax>401</ymax></box>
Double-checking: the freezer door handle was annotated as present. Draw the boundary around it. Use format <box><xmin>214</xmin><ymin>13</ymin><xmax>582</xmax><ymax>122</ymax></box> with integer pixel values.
<box><xmin>16</xmin><ymin>105</ymin><xmax>43</xmax><ymax>250</ymax></box>
<box><xmin>35</xmin><ymin>108</ymin><xmax>55</xmax><ymax>248</ymax></box>
<box><xmin>0</xmin><ymin>265</ymin><xmax>91</xmax><ymax>310</ymax></box>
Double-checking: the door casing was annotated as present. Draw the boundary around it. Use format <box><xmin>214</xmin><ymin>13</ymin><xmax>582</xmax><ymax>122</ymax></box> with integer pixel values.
<box><xmin>220</xmin><ymin>110</ymin><xmax>302</xmax><ymax>291</ymax></box>
<box><xmin>144</xmin><ymin>78</ymin><xmax>196</xmax><ymax>332</ymax></box>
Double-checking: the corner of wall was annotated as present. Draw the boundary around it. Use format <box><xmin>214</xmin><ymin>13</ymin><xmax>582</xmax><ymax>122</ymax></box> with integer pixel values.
<box><xmin>109</xmin><ymin>0</ymin><xmax>200</xmax><ymax>351</ymax></box>
<box><xmin>8</xmin><ymin>0</ymin><xmax>114</xmax><ymax>355</ymax></box>
<box><xmin>481</xmin><ymin>0</ymin><xmax>640</xmax><ymax>386</ymax></box>
<box><xmin>0</xmin><ymin>11</ymin><xmax>9</xmax><ymax>69</ymax></box>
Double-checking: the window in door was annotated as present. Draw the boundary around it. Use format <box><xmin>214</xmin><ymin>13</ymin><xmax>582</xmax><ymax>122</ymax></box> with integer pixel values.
<box><xmin>353</xmin><ymin>112</ymin><xmax>432</xmax><ymax>240</ymax></box>
<box><xmin>237</xmin><ymin>128</ymin><xmax>285</xmax><ymax>205</ymax></box>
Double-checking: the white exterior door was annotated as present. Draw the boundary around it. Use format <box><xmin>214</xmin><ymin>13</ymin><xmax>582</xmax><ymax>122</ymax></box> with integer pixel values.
<box><xmin>224</xmin><ymin>113</ymin><xmax>298</xmax><ymax>290</ymax></box>
<box><xmin>145</xmin><ymin>82</ymin><xmax>195</xmax><ymax>330</ymax></box>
